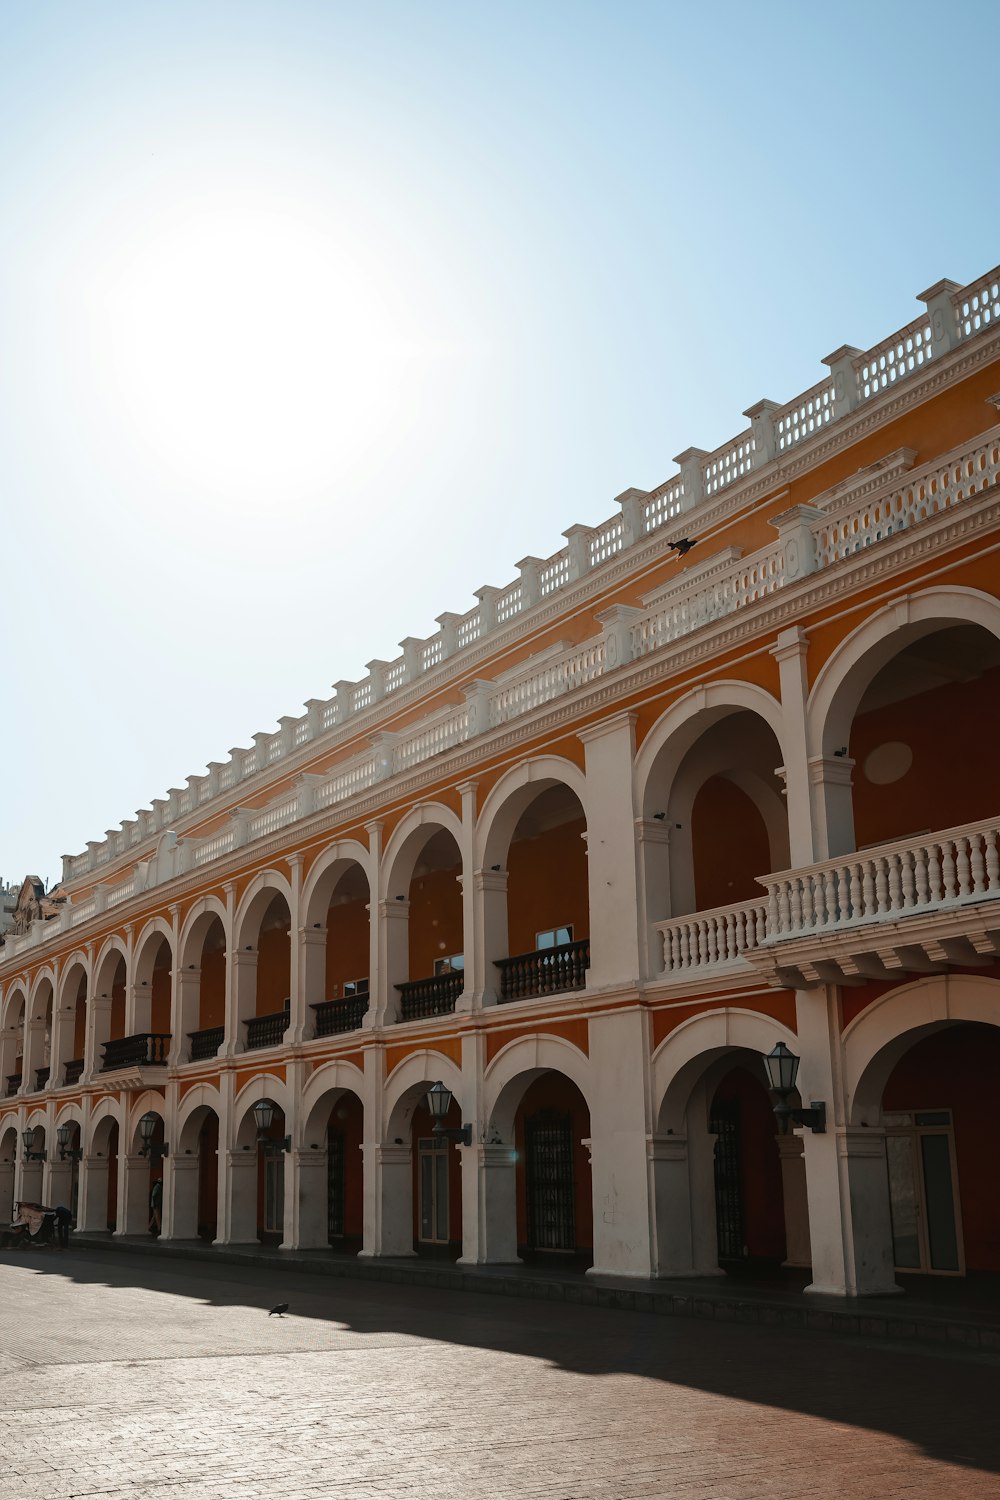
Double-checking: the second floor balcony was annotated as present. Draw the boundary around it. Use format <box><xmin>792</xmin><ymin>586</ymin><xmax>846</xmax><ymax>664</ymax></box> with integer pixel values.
<box><xmin>397</xmin><ymin>971</ymin><xmax>464</xmax><ymax>1022</ymax></box>
<box><xmin>656</xmin><ymin>815</ymin><xmax>1000</xmax><ymax>989</ymax></box>
<box><xmin>101</xmin><ymin>1033</ymin><xmax>171</xmax><ymax>1072</ymax></box>
<box><xmin>497</xmin><ymin>938</ymin><xmax>590</xmax><ymax>1003</ymax></box>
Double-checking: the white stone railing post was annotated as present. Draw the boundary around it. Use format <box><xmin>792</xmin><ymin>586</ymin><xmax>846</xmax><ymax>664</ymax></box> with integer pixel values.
<box><xmin>516</xmin><ymin>556</ymin><xmax>543</xmax><ymax>609</ymax></box>
<box><xmin>461</xmin><ymin>679</ymin><xmax>495</xmax><ymax>738</ymax></box>
<box><xmin>398</xmin><ymin>637</ymin><xmax>423</xmax><ymax>683</ymax></box>
<box><xmin>770</xmin><ymin>505</ymin><xmax>822</xmax><ymax>584</ymax></box>
<box><xmin>822</xmin><ymin>345</ymin><xmax>863</xmax><ymax>420</ymax></box>
<box><xmin>617</xmin><ymin>487</ymin><xmax>648</xmax><ymax>547</ymax></box>
<box><xmin>474</xmin><ymin>585</ymin><xmax>499</xmax><ymax>634</ymax></box>
<box><xmin>294</xmin><ymin>775</ymin><xmax>323</xmax><ymax>820</ymax></box>
<box><xmin>562</xmin><ymin>525</ymin><xmax>593</xmax><ymax>582</ymax></box>
<box><xmin>674</xmin><ymin>448</ymin><xmax>708</xmax><ymax>513</ymax></box>
<box><xmin>743</xmin><ymin>399</ymin><xmax>781</xmax><ymax>468</ymax></box>
<box><xmin>435</xmin><ymin>612</ymin><xmax>462</xmax><ymax>659</ymax></box>
<box><xmin>332</xmin><ymin>680</ymin><xmax>354</xmax><ymax>722</ymax></box>
<box><xmin>595</xmin><ymin>604</ymin><xmax>643</xmax><ymax>672</ymax></box>
<box><xmin>366</xmin><ymin>661</ymin><xmax>389</xmax><ymax>702</ymax></box>
<box><xmin>918</xmin><ymin>278</ymin><xmax>961</xmax><ymax>357</ymax></box>
<box><xmin>371</xmin><ymin>733</ymin><xmax>398</xmax><ymax>782</ymax></box>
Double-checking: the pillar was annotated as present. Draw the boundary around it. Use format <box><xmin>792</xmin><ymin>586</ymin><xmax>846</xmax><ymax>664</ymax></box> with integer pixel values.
<box><xmin>586</xmin><ymin>1006</ymin><xmax>655</xmax><ymax>1277</ymax></box>
<box><xmin>299</xmin><ymin>928</ymin><xmax>327</xmax><ymax>1036</ymax></box>
<box><xmin>163</xmin><ymin>1154</ymin><xmax>199</xmax><ymax>1240</ymax></box>
<box><xmin>78</xmin><ymin>1153</ymin><xmax>110</xmax><ymax>1233</ymax></box>
<box><xmin>771</xmin><ymin>626</ymin><xmax>819</xmax><ymax>867</ymax></box>
<box><xmin>118</xmin><ymin>1153</ymin><xmax>151</xmax><ymax>1236</ymax></box>
<box><xmin>288</xmin><ymin>1148</ymin><xmax>329</xmax><ymax>1248</ymax></box>
<box><xmin>221</xmin><ymin>1150</ymin><xmax>259</xmax><ymax>1244</ymax></box>
<box><xmin>376</xmin><ymin>900</ymin><xmax>409</xmax><ymax>1026</ymax></box>
<box><xmin>455</xmin><ymin>781</ymin><xmax>478</xmax><ymax>1013</ymax></box>
<box><xmin>580</xmin><ymin>712</ymin><xmax>642</xmax><ymax>990</ymax></box>
<box><xmin>286</xmin><ymin>854</ymin><xmax>305</xmax><ymax>1042</ymax></box>
<box><xmin>777</xmin><ymin>1134</ymin><xmax>812</xmax><ymax>1268</ymax></box>
<box><xmin>469</xmin><ymin>869</ymin><xmax>507</xmax><ymax>1007</ymax></box>
<box><xmin>796</xmin><ymin>984</ymin><xmax>899</xmax><ymax>1295</ymax></box>
<box><xmin>368</xmin><ymin>1144</ymin><xmax>415</xmax><ymax>1256</ymax></box>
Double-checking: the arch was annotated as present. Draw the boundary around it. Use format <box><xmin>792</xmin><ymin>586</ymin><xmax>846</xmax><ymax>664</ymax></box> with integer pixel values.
<box><xmin>89</xmin><ymin>1094</ymin><xmax>125</xmax><ymax>1138</ymax></box>
<box><xmin>126</xmin><ymin>1090</ymin><xmax>168</xmax><ymax>1151</ymax></box>
<box><xmin>178</xmin><ymin>895</ymin><xmax>230</xmax><ymax>969</ymax></box>
<box><xmin>0</xmin><ymin>1121</ymin><xmax>18</xmax><ymax>1156</ymax></box>
<box><xmin>652</xmin><ymin>1007</ymin><xmax>798</xmax><ymax>1134</ymax></box>
<box><xmin>475</xmin><ymin>756</ymin><xmax>589</xmax><ymax>870</ymax></box>
<box><xmin>634</xmin><ymin>679</ymin><xmax>789</xmax><ymax>817</ymax></box>
<box><xmin>27</xmin><ymin>967</ymin><xmax>57</xmax><ymax>1019</ymax></box>
<box><xmin>380</xmin><ymin>802</ymin><xmax>465</xmax><ymax>901</ymax></box>
<box><xmin>233</xmin><ymin>870</ymin><xmax>294</xmax><ymax>949</ymax></box>
<box><xmin>176</xmin><ymin>1081</ymin><xmax>224</xmax><ymax>1152</ymax></box>
<box><xmin>93</xmin><ymin>935</ymin><xmax>129</xmax><ymax>991</ymax></box>
<box><xmin>484</xmin><ymin>1033</ymin><xmax>592</xmax><ymax>1140</ymax></box>
<box><xmin>807</xmin><ymin>585</ymin><xmax>1000</xmax><ymax>759</ymax></box>
<box><xmin>1</xmin><ymin>981</ymin><xmax>29</xmax><ymax>1031</ymax></box>
<box><xmin>300</xmin><ymin>1058</ymin><xmax>366</xmax><ymax>1144</ymax></box>
<box><xmin>53</xmin><ymin>1101</ymin><xmax>85</xmax><ymax>1132</ymax></box>
<box><xmin>22</xmin><ymin>1110</ymin><xmax>47</xmax><ymax>1138</ymax></box>
<box><xmin>845</xmin><ymin>973</ymin><xmax>1000</xmax><ymax>1124</ymax></box>
<box><xmin>302</xmin><ymin>839</ymin><xmax>373</xmax><ymax>928</ymax></box>
<box><xmin>56</xmin><ymin>953</ymin><xmax>91</xmax><ymax>1011</ymax></box>
<box><xmin>232</xmin><ymin>1072</ymin><xmax>291</xmax><ymax>1148</ymax></box>
<box><xmin>384</xmin><ymin>1048</ymin><xmax>464</xmax><ymax>1140</ymax></box>
<box><xmin>133</xmin><ymin>918</ymin><xmax>175</xmax><ymax>986</ymax></box>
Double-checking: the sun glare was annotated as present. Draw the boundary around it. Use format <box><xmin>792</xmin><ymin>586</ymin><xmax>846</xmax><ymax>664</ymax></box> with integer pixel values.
<box><xmin>94</xmin><ymin>196</ymin><xmax>433</xmax><ymax>504</ymax></box>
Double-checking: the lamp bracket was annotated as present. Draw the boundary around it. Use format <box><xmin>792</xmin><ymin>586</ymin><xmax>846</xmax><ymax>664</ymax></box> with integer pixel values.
<box><xmin>432</xmin><ymin>1123</ymin><xmax>473</xmax><ymax>1147</ymax></box>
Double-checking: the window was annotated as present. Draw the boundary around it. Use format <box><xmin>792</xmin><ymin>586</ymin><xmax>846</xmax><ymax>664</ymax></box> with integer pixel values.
<box><xmin>433</xmin><ymin>954</ymin><xmax>464</xmax><ymax>976</ymax></box>
<box><xmin>536</xmin><ymin>926</ymin><xmax>573</xmax><ymax>951</ymax></box>
<box><xmin>343</xmin><ymin>978</ymin><xmax>369</xmax><ymax>997</ymax></box>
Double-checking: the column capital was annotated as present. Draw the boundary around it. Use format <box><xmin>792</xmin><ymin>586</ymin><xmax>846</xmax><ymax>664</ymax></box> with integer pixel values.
<box><xmin>577</xmin><ymin>709</ymin><xmax>638</xmax><ymax>746</ymax></box>
<box><xmin>770</xmin><ymin>624</ymin><xmax>810</xmax><ymax>662</ymax></box>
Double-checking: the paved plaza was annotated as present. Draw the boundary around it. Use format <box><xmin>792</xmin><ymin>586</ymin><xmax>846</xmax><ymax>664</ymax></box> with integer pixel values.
<box><xmin>1</xmin><ymin>1249</ymin><xmax>999</xmax><ymax>1499</ymax></box>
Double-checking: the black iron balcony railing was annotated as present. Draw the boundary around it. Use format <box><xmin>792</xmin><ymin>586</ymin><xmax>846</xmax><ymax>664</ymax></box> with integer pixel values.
<box><xmin>245</xmin><ymin>1005</ymin><xmax>290</xmax><ymax>1051</ymax></box>
<box><xmin>312</xmin><ymin>994</ymin><xmax>370</xmax><ymax>1037</ymax></box>
<box><xmin>64</xmin><ymin>1058</ymin><xmax>84</xmax><ymax>1086</ymax></box>
<box><xmin>5</xmin><ymin>1073</ymin><xmax>22</xmax><ymax>1098</ymax></box>
<box><xmin>188</xmin><ymin>1026</ymin><xmax>225</xmax><ymax>1061</ymax></box>
<box><xmin>101</xmin><ymin>1033</ymin><xmax>171</xmax><ymax>1071</ymax></box>
<box><xmin>34</xmin><ymin>1067</ymin><xmax>50</xmax><ymax>1091</ymax></box>
<box><xmin>397</xmin><ymin>971</ymin><xmax>464</xmax><ymax>1022</ymax></box>
<box><xmin>496</xmin><ymin>938</ymin><xmax>590</xmax><ymax>1003</ymax></box>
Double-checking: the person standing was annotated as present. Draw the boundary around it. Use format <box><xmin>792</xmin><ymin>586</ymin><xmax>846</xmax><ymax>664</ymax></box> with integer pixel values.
<box><xmin>54</xmin><ymin>1205</ymin><xmax>73</xmax><ymax>1250</ymax></box>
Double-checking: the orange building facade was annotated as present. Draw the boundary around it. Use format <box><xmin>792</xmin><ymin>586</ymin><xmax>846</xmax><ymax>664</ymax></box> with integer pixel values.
<box><xmin>3</xmin><ymin>266</ymin><xmax>1000</xmax><ymax>1294</ymax></box>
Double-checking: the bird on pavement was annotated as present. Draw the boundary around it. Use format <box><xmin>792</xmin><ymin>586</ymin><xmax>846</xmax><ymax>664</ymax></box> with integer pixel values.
<box><xmin>668</xmin><ymin>537</ymin><xmax>697</xmax><ymax>556</ymax></box>
<box><xmin>268</xmin><ymin>1302</ymin><xmax>289</xmax><ymax>1317</ymax></box>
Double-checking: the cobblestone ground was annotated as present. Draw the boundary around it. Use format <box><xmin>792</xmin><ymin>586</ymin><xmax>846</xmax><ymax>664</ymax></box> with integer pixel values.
<box><xmin>2</xmin><ymin>1249</ymin><xmax>999</xmax><ymax>1500</ymax></box>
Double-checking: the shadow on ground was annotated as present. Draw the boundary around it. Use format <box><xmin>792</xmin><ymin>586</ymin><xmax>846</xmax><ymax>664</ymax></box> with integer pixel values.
<box><xmin>5</xmin><ymin>1244</ymin><xmax>1000</xmax><ymax>1482</ymax></box>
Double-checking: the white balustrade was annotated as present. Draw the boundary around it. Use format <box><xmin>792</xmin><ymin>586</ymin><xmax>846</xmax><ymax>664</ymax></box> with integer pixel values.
<box><xmin>643</xmin><ymin>479</ymin><xmax>685</xmax><ymax>535</ymax></box>
<box><xmin>315</xmin><ymin>757</ymin><xmax>379</xmax><ymax>811</ymax></box>
<box><xmin>589</xmin><ymin>516</ymin><xmax>624</xmax><ymax>566</ymax></box>
<box><xmin>490</xmin><ymin>640</ymin><xmax>606</xmax><ymax>726</ymax></box>
<box><xmin>248</xmin><ymin>800</ymin><xmax>298</xmax><ymax>842</ymax></box>
<box><xmin>854</xmin><ymin>315</ymin><xmax>933</xmax><ymax>403</ymax></box>
<box><xmin>955</xmin><ymin>270</ymin><xmax>1000</xmax><ymax>340</ymax></box>
<box><xmin>762</xmin><ymin>818</ymin><xmax>1000</xmax><ymax>937</ymax></box>
<box><xmin>702</xmin><ymin>431</ymin><xmax>755</xmax><ymax>497</ymax></box>
<box><xmin>774</xmin><ymin>379</ymin><xmax>835</xmax><ymax>454</ymax></box>
<box><xmin>193</xmin><ymin>829</ymin><xmax>237</xmax><ymax>868</ymax></box>
<box><xmin>393</xmin><ymin>708</ymin><xmax>471</xmax><ymax>773</ymax></box>
<box><xmin>657</xmin><ymin>898</ymin><xmax>769</xmax><ymax>972</ymax></box>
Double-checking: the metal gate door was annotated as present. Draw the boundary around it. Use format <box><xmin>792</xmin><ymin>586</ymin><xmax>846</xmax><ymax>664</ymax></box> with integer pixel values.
<box><xmin>327</xmin><ymin>1128</ymin><xmax>345</xmax><ymax>1241</ymax></box>
<box><xmin>525</xmin><ymin>1110</ymin><xmax>575</xmax><ymax>1251</ymax></box>
<box><xmin>711</xmin><ymin>1098</ymin><xmax>746</xmax><ymax>1261</ymax></box>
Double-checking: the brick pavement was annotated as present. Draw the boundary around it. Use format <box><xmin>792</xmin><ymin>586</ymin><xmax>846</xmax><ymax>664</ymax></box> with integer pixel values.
<box><xmin>1</xmin><ymin>1248</ymin><xmax>999</xmax><ymax>1499</ymax></box>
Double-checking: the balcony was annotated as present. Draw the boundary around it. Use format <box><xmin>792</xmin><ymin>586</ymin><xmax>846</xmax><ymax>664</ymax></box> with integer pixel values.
<box><xmin>397</xmin><ymin>972</ymin><xmax>464</xmax><ymax>1022</ymax></box>
<box><xmin>101</xmin><ymin>1033</ymin><xmax>171</xmax><ymax>1072</ymax></box>
<box><xmin>312</xmin><ymin>995</ymin><xmax>369</xmax><ymax>1037</ymax></box>
<box><xmin>64</xmin><ymin>1059</ymin><xmax>84</xmax><ymax>1086</ymax></box>
<box><xmin>245</xmin><ymin>1005</ymin><xmax>290</xmax><ymax>1051</ymax></box>
<box><xmin>5</xmin><ymin>1073</ymin><xmax>21</xmax><ymax>1098</ymax></box>
<box><xmin>496</xmin><ymin>939</ymin><xmax>591</xmax><ymax>1003</ymax></box>
<box><xmin>656</xmin><ymin>815</ymin><xmax>1000</xmax><ymax>989</ymax></box>
<box><xmin>188</xmin><ymin>1026</ymin><xmax>224</xmax><ymax>1061</ymax></box>
<box><xmin>33</xmin><ymin>1067</ymin><xmax>50</xmax><ymax>1091</ymax></box>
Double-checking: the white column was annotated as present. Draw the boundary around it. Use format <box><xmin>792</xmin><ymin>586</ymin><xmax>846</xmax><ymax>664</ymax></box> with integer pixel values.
<box><xmin>586</xmin><ymin>1006</ymin><xmax>655</xmax><ymax>1277</ymax></box>
<box><xmin>289</xmin><ymin>1149</ymin><xmax>329</xmax><ymax>1248</ymax></box>
<box><xmin>228</xmin><ymin>950</ymin><xmax>258</xmax><ymax>1054</ymax></box>
<box><xmin>796</xmin><ymin>984</ymin><xmax>899</xmax><ymax>1296</ymax></box>
<box><xmin>213</xmin><ymin>1070</ymin><xmax>236</xmax><ymax>1244</ymax></box>
<box><xmin>164</xmin><ymin>1154</ymin><xmax>199</xmax><ymax>1240</ymax></box>
<box><xmin>286</xmin><ymin>854</ymin><xmax>306</xmax><ymax>1042</ymax></box>
<box><xmin>369</xmin><ymin>1144</ymin><xmax>414</xmax><ymax>1256</ymax></box>
<box><xmin>362</xmin><ymin>820</ymin><xmax>384</xmax><ymax>1030</ymax></box>
<box><xmin>166</xmin><ymin>904</ymin><xmax>183</xmax><ymax>1065</ymax></box>
<box><xmin>454</xmin><ymin>781</ymin><xmax>478</xmax><ymax>1013</ymax></box>
<box><xmin>118</xmin><ymin>1154</ymin><xmax>151</xmax><ymax>1236</ymax></box>
<box><xmin>223</xmin><ymin>1150</ymin><xmax>259</xmax><ymax>1244</ymax></box>
<box><xmin>776</xmin><ymin>1134</ymin><xmax>812</xmax><ymax>1268</ymax></box>
<box><xmin>809</xmin><ymin>755</ymin><xmax>857</xmax><ymax>861</ymax></box>
<box><xmin>580</xmin><ymin>711</ymin><xmax>641</xmax><ymax>991</ymax></box>
<box><xmin>174</xmin><ymin>969</ymin><xmax>201</xmax><ymax>1063</ymax></box>
<box><xmin>83</xmin><ymin>996</ymin><xmax>111</xmax><ymax>1083</ymax></box>
<box><xmin>377</xmin><ymin>900</ymin><xmax>409</xmax><ymax>1026</ymax></box>
<box><xmin>78</xmin><ymin>1153</ymin><xmax>110</xmax><ymax>1233</ymax></box>
<box><xmin>470</xmin><ymin>869</ymin><xmax>507</xmax><ymax>1008</ymax></box>
<box><xmin>648</xmin><ymin>1136</ymin><xmax>694</xmax><ymax>1276</ymax></box>
<box><xmin>0</xmin><ymin>1154</ymin><xmax>14</xmax><ymax>1225</ymax></box>
<box><xmin>458</xmin><ymin>1145</ymin><xmax>520</xmax><ymax>1264</ymax></box>
<box><xmin>359</xmin><ymin>1044</ymin><xmax>384</xmax><ymax>1255</ymax></box>
<box><xmin>770</xmin><ymin>626</ymin><xmax>818</xmax><ymax>867</ymax></box>
<box><xmin>636</xmin><ymin>818</ymin><xmax>672</xmax><ymax>979</ymax></box>
<box><xmin>219</xmin><ymin>883</ymin><xmax>240</xmax><ymax>1058</ymax></box>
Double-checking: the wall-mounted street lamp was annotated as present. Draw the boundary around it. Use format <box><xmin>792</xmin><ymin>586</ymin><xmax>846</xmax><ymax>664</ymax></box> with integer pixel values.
<box><xmin>138</xmin><ymin>1111</ymin><xmax>169</xmax><ymax>1160</ymax></box>
<box><xmin>253</xmin><ymin>1098</ymin><xmax>291</xmax><ymax>1154</ymax></box>
<box><xmin>22</xmin><ymin>1129</ymin><xmax>46</xmax><ymax>1163</ymax></box>
<box><xmin>762</xmin><ymin>1042</ymin><xmax>826</xmax><ymax>1134</ymax></box>
<box><xmin>56</xmin><ymin>1124</ymin><xmax>83</xmax><ymax>1162</ymax></box>
<box><xmin>426</xmin><ymin>1082</ymin><xmax>472</xmax><ymax>1146</ymax></box>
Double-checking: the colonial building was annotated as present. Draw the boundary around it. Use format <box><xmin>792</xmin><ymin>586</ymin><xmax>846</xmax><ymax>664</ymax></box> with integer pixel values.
<box><xmin>2</xmin><ymin>265</ymin><xmax>999</xmax><ymax>1294</ymax></box>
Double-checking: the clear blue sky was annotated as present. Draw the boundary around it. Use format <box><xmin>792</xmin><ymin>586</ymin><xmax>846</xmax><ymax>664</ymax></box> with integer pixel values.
<box><xmin>2</xmin><ymin>0</ymin><xmax>997</xmax><ymax>883</ymax></box>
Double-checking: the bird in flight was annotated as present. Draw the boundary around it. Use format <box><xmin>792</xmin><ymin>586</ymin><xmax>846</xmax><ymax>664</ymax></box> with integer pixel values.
<box><xmin>269</xmin><ymin>1303</ymin><xmax>289</xmax><ymax>1317</ymax></box>
<box><xmin>668</xmin><ymin>537</ymin><xmax>697</xmax><ymax>556</ymax></box>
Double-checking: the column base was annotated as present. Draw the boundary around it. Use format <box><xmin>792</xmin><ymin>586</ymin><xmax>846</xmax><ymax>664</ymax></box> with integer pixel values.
<box><xmin>356</xmin><ymin>1247</ymin><xmax>417</xmax><ymax>1259</ymax></box>
<box><xmin>456</xmin><ymin>1254</ymin><xmax>522</xmax><ymax>1266</ymax></box>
